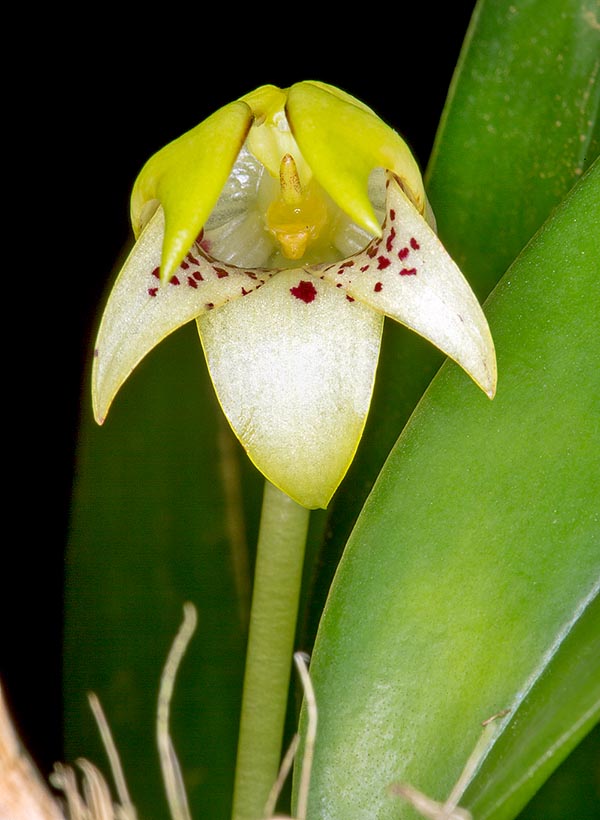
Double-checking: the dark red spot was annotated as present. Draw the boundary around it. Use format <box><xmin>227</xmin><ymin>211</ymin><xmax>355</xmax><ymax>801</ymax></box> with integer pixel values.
<box><xmin>400</xmin><ymin>267</ymin><xmax>417</xmax><ymax>276</ymax></box>
<box><xmin>152</xmin><ymin>267</ymin><xmax>160</xmax><ymax>279</ymax></box>
<box><xmin>246</xmin><ymin>271</ymin><xmax>258</xmax><ymax>280</ymax></box>
<box><xmin>386</xmin><ymin>227</ymin><xmax>396</xmax><ymax>253</ymax></box>
<box><xmin>346</xmin><ymin>295</ymin><xmax>355</xmax><ymax>302</ymax></box>
<box><xmin>410</xmin><ymin>237</ymin><xmax>420</xmax><ymax>250</ymax></box>
<box><xmin>180</xmin><ymin>260</ymin><xmax>189</xmax><ymax>270</ymax></box>
<box><xmin>193</xmin><ymin>271</ymin><xmax>203</xmax><ymax>281</ymax></box>
<box><xmin>241</xmin><ymin>287</ymin><xmax>252</xmax><ymax>296</ymax></box>
<box><xmin>390</xmin><ymin>209</ymin><xmax>396</xmax><ymax>220</ymax></box>
<box><xmin>148</xmin><ymin>287</ymin><xmax>159</xmax><ymax>297</ymax></box>
<box><xmin>366</xmin><ymin>244</ymin><xmax>378</xmax><ymax>258</ymax></box>
<box><xmin>169</xmin><ymin>275</ymin><xmax>180</xmax><ymax>285</ymax></box>
<box><xmin>341</xmin><ymin>260</ymin><xmax>355</xmax><ymax>268</ymax></box>
<box><xmin>374</xmin><ymin>282</ymin><xmax>383</xmax><ymax>292</ymax></box>
<box><xmin>214</xmin><ymin>267</ymin><xmax>229</xmax><ymax>278</ymax></box>
<box><xmin>336</xmin><ymin>283</ymin><xmax>343</xmax><ymax>288</ymax></box>
<box><xmin>196</xmin><ymin>229</ymin><xmax>204</xmax><ymax>244</ymax></box>
<box><xmin>360</xmin><ymin>265</ymin><xmax>370</xmax><ymax>272</ymax></box>
<box><xmin>206</xmin><ymin>302</ymin><xmax>215</xmax><ymax>309</ymax></box>
<box><xmin>290</xmin><ymin>280</ymin><xmax>317</xmax><ymax>303</ymax></box>
<box><xmin>398</xmin><ymin>247</ymin><xmax>410</xmax><ymax>260</ymax></box>
<box><xmin>377</xmin><ymin>256</ymin><xmax>391</xmax><ymax>270</ymax></box>
<box><xmin>187</xmin><ymin>253</ymin><xmax>200</xmax><ymax>265</ymax></box>
<box><xmin>187</xmin><ymin>276</ymin><xmax>198</xmax><ymax>288</ymax></box>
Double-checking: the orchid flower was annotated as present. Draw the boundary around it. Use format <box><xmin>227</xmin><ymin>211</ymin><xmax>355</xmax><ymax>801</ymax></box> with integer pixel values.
<box><xmin>92</xmin><ymin>81</ymin><xmax>496</xmax><ymax>509</ymax></box>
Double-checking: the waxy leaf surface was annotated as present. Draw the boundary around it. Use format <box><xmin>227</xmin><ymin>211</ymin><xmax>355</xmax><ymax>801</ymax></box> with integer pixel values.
<box><xmin>305</xmin><ymin>0</ymin><xmax>600</xmax><ymax>659</ymax></box>
<box><xmin>300</xmin><ymin>161</ymin><xmax>600</xmax><ymax>820</ymax></box>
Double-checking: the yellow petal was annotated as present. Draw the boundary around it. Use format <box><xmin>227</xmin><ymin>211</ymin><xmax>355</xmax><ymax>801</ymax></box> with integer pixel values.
<box><xmin>130</xmin><ymin>100</ymin><xmax>253</xmax><ymax>283</ymax></box>
<box><xmin>92</xmin><ymin>207</ymin><xmax>275</xmax><ymax>424</ymax></box>
<box><xmin>197</xmin><ymin>271</ymin><xmax>383</xmax><ymax>509</ymax></box>
<box><xmin>317</xmin><ymin>175</ymin><xmax>497</xmax><ymax>398</ymax></box>
<box><xmin>286</xmin><ymin>81</ymin><xmax>425</xmax><ymax>236</ymax></box>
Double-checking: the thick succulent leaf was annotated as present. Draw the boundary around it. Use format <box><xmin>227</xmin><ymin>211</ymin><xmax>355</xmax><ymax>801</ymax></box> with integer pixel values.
<box><xmin>305</xmin><ymin>0</ymin><xmax>600</xmax><ymax>650</ymax></box>
<box><xmin>287</xmin><ymin>81</ymin><xmax>425</xmax><ymax>236</ymax></box>
<box><xmin>197</xmin><ymin>271</ymin><xmax>383</xmax><ymax>510</ymax></box>
<box><xmin>514</xmin><ymin>721</ymin><xmax>600</xmax><ymax>819</ymax></box>
<box><xmin>92</xmin><ymin>207</ymin><xmax>275</xmax><ymax>424</ymax></box>
<box><xmin>319</xmin><ymin>176</ymin><xmax>496</xmax><ymax>399</ymax></box>
<box><xmin>131</xmin><ymin>99</ymin><xmax>253</xmax><ymax>282</ymax></box>
<box><xmin>298</xmin><ymin>160</ymin><xmax>600</xmax><ymax>819</ymax></box>
<box><xmin>465</xmin><ymin>592</ymin><xmax>600</xmax><ymax>819</ymax></box>
<box><xmin>426</xmin><ymin>0</ymin><xmax>600</xmax><ymax>295</ymax></box>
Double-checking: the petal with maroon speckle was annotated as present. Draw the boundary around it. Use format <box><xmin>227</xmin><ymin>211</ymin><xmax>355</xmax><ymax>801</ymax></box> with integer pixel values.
<box><xmin>197</xmin><ymin>270</ymin><xmax>383</xmax><ymax>509</ymax></box>
<box><xmin>316</xmin><ymin>174</ymin><xmax>497</xmax><ymax>398</ymax></box>
<box><xmin>92</xmin><ymin>206</ymin><xmax>275</xmax><ymax>424</ymax></box>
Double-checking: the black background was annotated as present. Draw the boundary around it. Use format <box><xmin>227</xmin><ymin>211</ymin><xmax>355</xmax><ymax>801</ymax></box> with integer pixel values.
<box><xmin>4</xmin><ymin>5</ymin><xmax>477</xmax><ymax>780</ymax></box>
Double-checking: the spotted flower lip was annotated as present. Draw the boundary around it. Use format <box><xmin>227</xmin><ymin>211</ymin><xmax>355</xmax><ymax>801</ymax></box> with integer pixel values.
<box><xmin>92</xmin><ymin>81</ymin><xmax>497</xmax><ymax>509</ymax></box>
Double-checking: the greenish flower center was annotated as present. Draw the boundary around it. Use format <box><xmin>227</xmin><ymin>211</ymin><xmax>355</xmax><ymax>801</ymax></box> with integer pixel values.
<box><xmin>203</xmin><ymin>142</ymin><xmax>386</xmax><ymax>270</ymax></box>
<box><xmin>265</xmin><ymin>153</ymin><xmax>329</xmax><ymax>259</ymax></box>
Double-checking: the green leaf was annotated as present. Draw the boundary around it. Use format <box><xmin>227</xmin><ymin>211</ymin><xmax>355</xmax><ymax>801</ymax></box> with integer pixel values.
<box><xmin>300</xmin><ymin>160</ymin><xmax>600</xmax><ymax>819</ymax></box>
<box><xmin>304</xmin><ymin>0</ymin><xmax>600</xmax><ymax>643</ymax></box>
<box><xmin>514</xmin><ymin>722</ymin><xmax>600</xmax><ymax>819</ymax></box>
<box><xmin>426</xmin><ymin>0</ymin><xmax>600</xmax><ymax>295</ymax></box>
<box><xmin>466</xmin><ymin>593</ymin><xmax>600</xmax><ymax>818</ymax></box>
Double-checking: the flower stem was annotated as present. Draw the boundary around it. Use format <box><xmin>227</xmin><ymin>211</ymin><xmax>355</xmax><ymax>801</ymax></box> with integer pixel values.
<box><xmin>231</xmin><ymin>480</ymin><xmax>310</xmax><ymax>820</ymax></box>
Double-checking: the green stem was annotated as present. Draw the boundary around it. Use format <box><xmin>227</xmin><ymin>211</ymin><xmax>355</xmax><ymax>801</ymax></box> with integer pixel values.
<box><xmin>231</xmin><ymin>480</ymin><xmax>310</xmax><ymax>820</ymax></box>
